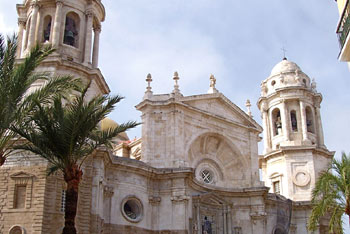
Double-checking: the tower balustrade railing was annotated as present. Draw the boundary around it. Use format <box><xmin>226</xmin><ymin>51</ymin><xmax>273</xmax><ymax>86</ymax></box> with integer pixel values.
<box><xmin>337</xmin><ymin>0</ymin><xmax>350</xmax><ymax>52</ymax></box>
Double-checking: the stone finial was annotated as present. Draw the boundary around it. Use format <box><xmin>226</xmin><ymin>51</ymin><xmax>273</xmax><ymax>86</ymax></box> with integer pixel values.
<box><xmin>295</xmin><ymin>70</ymin><xmax>301</xmax><ymax>84</ymax></box>
<box><xmin>172</xmin><ymin>71</ymin><xmax>180</xmax><ymax>94</ymax></box>
<box><xmin>261</xmin><ymin>82</ymin><xmax>268</xmax><ymax>96</ymax></box>
<box><xmin>208</xmin><ymin>74</ymin><xmax>218</xmax><ymax>94</ymax></box>
<box><xmin>311</xmin><ymin>78</ymin><xmax>317</xmax><ymax>92</ymax></box>
<box><xmin>245</xmin><ymin>99</ymin><xmax>252</xmax><ymax>117</ymax></box>
<box><xmin>143</xmin><ymin>73</ymin><xmax>153</xmax><ymax>100</ymax></box>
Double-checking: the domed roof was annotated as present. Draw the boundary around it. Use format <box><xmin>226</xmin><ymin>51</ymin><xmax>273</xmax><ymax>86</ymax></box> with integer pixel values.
<box><xmin>100</xmin><ymin>117</ymin><xmax>129</xmax><ymax>140</ymax></box>
<box><xmin>270</xmin><ymin>58</ymin><xmax>302</xmax><ymax>77</ymax></box>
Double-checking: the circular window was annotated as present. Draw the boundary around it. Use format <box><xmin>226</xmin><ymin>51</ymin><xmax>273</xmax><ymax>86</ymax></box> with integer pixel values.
<box><xmin>9</xmin><ymin>226</ymin><xmax>24</xmax><ymax>234</ymax></box>
<box><xmin>271</xmin><ymin>80</ymin><xmax>276</xmax><ymax>86</ymax></box>
<box><xmin>201</xmin><ymin>169</ymin><xmax>213</xmax><ymax>184</ymax></box>
<box><xmin>121</xmin><ymin>196</ymin><xmax>143</xmax><ymax>223</ymax></box>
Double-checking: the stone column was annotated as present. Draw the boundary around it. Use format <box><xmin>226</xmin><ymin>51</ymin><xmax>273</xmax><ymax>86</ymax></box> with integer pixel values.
<box><xmin>281</xmin><ymin>101</ymin><xmax>290</xmax><ymax>141</ymax></box>
<box><xmin>16</xmin><ymin>18</ymin><xmax>26</xmax><ymax>58</ymax></box>
<box><xmin>315</xmin><ymin>104</ymin><xmax>325</xmax><ymax>147</ymax></box>
<box><xmin>84</xmin><ymin>10</ymin><xmax>94</xmax><ymax>65</ymax></box>
<box><xmin>52</xmin><ymin>0</ymin><xmax>64</xmax><ymax>48</ymax></box>
<box><xmin>299</xmin><ymin>100</ymin><xmax>309</xmax><ymax>141</ymax></box>
<box><xmin>27</xmin><ymin>2</ymin><xmax>40</xmax><ymax>49</ymax></box>
<box><xmin>197</xmin><ymin>204</ymin><xmax>201</xmax><ymax>234</ymax></box>
<box><xmin>223</xmin><ymin>206</ymin><xmax>227</xmax><ymax>234</ymax></box>
<box><xmin>227</xmin><ymin>207</ymin><xmax>232</xmax><ymax>234</ymax></box>
<box><xmin>92</xmin><ymin>24</ymin><xmax>101</xmax><ymax>68</ymax></box>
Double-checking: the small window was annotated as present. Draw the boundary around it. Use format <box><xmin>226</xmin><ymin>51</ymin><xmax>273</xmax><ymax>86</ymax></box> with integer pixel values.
<box><xmin>271</xmin><ymin>80</ymin><xmax>276</xmax><ymax>86</ymax></box>
<box><xmin>303</xmin><ymin>79</ymin><xmax>306</xmax><ymax>86</ymax></box>
<box><xmin>61</xmin><ymin>190</ymin><xmax>66</xmax><ymax>212</ymax></box>
<box><xmin>14</xmin><ymin>185</ymin><xmax>26</xmax><ymax>209</ymax></box>
<box><xmin>273</xmin><ymin>181</ymin><xmax>280</xmax><ymax>194</ymax></box>
<box><xmin>9</xmin><ymin>226</ymin><xmax>24</xmax><ymax>234</ymax></box>
<box><xmin>290</xmin><ymin>111</ymin><xmax>298</xmax><ymax>131</ymax></box>
<box><xmin>121</xmin><ymin>197</ymin><xmax>143</xmax><ymax>223</ymax></box>
<box><xmin>201</xmin><ymin>169</ymin><xmax>213</xmax><ymax>184</ymax></box>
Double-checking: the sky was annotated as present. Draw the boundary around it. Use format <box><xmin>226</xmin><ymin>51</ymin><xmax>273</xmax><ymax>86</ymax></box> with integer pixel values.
<box><xmin>1</xmin><ymin>0</ymin><xmax>350</xmax><ymax>229</ymax></box>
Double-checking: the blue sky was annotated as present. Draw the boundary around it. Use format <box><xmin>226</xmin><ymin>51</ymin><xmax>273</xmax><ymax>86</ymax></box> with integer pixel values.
<box><xmin>1</xmin><ymin>0</ymin><xmax>350</xmax><ymax>229</ymax></box>
<box><xmin>2</xmin><ymin>0</ymin><xmax>348</xmax><ymax>156</ymax></box>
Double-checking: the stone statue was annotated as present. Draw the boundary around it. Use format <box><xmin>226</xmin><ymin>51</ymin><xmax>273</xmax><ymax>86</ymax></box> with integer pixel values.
<box><xmin>202</xmin><ymin>216</ymin><xmax>212</xmax><ymax>234</ymax></box>
<box><xmin>311</xmin><ymin>78</ymin><xmax>317</xmax><ymax>92</ymax></box>
<box><xmin>210</xmin><ymin>74</ymin><xmax>216</xmax><ymax>88</ymax></box>
<box><xmin>261</xmin><ymin>82</ymin><xmax>268</xmax><ymax>96</ymax></box>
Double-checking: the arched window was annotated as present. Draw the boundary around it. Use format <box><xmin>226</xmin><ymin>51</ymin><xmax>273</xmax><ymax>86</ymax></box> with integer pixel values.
<box><xmin>290</xmin><ymin>110</ymin><xmax>298</xmax><ymax>131</ymax></box>
<box><xmin>64</xmin><ymin>12</ymin><xmax>80</xmax><ymax>47</ymax></box>
<box><xmin>272</xmin><ymin>108</ymin><xmax>282</xmax><ymax>136</ymax></box>
<box><xmin>43</xmin><ymin>15</ymin><xmax>52</xmax><ymax>42</ymax></box>
<box><xmin>306</xmin><ymin>107</ymin><xmax>314</xmax><ymax>133</ymax></box>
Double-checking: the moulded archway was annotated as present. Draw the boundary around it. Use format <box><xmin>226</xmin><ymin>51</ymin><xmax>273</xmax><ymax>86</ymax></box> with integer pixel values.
<box><xmin>187</xmin><ymin>132</ymin><xmax>249</xmax><ymax>187</ymax></box>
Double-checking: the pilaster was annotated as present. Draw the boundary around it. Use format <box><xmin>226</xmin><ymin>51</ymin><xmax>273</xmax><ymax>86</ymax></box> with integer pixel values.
<box><xmin>27</xmin><ymin>2</ymin><xmax>40</xmax><ymax>49</ymax></box>
<box><xmin>52</xmin><ymin>0</ymin><xmax>64</xmax><ymax>48</ymax></box>
<box><xmin>84</xmin><ymin>10</ymin><xmax>94</xmax><ymax>65</ymax></box>
<box><xmin>92</xmin><ymin>24</ymin><xmax>101</xmax><ymax>68</ymax></box>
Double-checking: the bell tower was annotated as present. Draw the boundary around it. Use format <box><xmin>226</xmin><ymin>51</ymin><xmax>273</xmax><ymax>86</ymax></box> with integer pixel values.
<box><xmin>258</xmin><ymin>58</ymin><xmax>334</xmax><ymax>201</ymax></box>
<box><xmin>16</xmin><ymin>0</ymin><xmax>109</xmax><ymax>97</ymax></box>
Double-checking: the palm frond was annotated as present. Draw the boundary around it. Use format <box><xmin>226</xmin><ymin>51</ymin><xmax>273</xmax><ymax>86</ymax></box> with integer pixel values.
<box><xmin>308</xmin><ymin>152</ymin><xmax>350</xmax><ymax>233</ymax></box>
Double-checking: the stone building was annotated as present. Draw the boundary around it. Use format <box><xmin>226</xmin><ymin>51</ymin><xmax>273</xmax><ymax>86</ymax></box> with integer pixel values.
<box><xmin>335</xmin><ymin>0</ymin><xmax>350</xmax><ymax>67</ymax></box>
<box><xmin>0</xmin><ymin>0</ymin><xmax>334</xmax><ymax>233</ymax></box>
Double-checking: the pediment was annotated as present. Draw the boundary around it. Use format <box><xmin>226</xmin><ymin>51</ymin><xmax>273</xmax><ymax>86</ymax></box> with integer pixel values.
<box><xmin>181</xmin><ymin>93</ymin><xmax>262</xmax><ymax>131</ymax></box>
<box><xmin>10</xmin><ymin>172</ymin><xmax>34</xmax><ymax>179</ymax></box>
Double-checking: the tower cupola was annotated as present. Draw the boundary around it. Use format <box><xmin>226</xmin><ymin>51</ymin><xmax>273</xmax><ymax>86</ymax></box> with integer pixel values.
<box><xmin>258</xmin><ymin>58</ymin><xmax>323</xmax><ymax>152</ymax></box>
<box><xmin>258</xmin><ymin>58</ymin><xmax>334</xmax><ymax>202</ymax></box>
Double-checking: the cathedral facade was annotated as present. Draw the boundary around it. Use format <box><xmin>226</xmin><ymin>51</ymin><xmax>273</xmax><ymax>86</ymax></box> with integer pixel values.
<box><xmin>0</xmin><ymin>0</ymin><xmax>334</xmax><ymax>234</ymax></box>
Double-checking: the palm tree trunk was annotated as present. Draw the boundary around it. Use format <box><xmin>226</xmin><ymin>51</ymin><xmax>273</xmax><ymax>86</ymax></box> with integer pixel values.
<box><xmin>0</xmin><ymin>152</ymin><xmax>5</xmax><ymax>166</ymax></box>
<box><xmin>62</xmin><ymin>166</ymin><xmax>83</xmax><ymax>234</ymax></box>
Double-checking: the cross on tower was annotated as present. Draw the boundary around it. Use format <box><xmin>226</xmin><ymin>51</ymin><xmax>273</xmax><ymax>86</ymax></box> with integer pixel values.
<box><xmin>281</xmin><ymin>47</ymin><xmax>287</xmax><ymax>60</ymax></box>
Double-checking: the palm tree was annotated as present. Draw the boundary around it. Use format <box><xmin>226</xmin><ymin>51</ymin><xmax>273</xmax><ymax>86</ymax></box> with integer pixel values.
<box><xmin>0</xmin><ymin>33</ymin><xmax>80</xmax><ymax>166</ymax></box>
<box><xmin>11</xmin><ymin>82</ymin><xmax>139</xmax><ymax>234</ymax></box>
<box><xmin>308</xmin><ymin>152</ymin><xmax>350</xmax><ymax>234</ymax></box>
